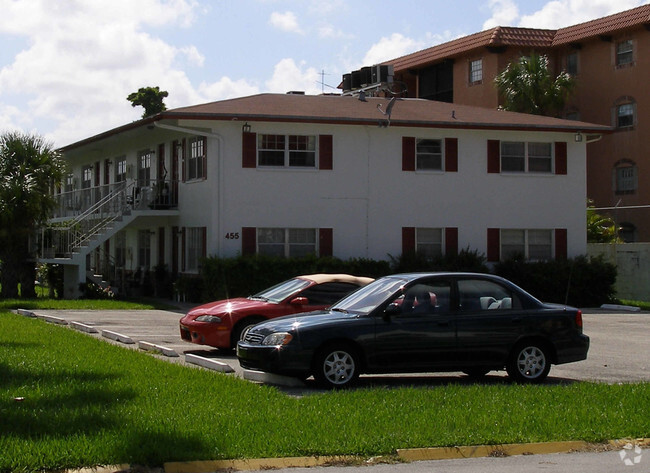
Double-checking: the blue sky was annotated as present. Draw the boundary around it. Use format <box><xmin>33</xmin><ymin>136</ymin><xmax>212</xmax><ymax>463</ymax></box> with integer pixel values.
<box><xmin>0</xmin><ymin>0</ymin><xmax>648</xmax><ymax>148</ymax></box>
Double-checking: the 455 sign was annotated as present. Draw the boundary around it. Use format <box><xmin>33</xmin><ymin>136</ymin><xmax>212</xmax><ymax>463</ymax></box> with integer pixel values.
<box><xmin>225</xmin><ymin>232</ymin><xmax>240</xmax><ymax>240</ymax></box>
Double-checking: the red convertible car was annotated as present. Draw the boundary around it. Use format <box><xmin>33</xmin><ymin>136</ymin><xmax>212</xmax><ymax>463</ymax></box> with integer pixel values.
<box><xmin>179</xmin><ymin>273</ymin><xmax>373</xmax><ymax>350</ymax></box>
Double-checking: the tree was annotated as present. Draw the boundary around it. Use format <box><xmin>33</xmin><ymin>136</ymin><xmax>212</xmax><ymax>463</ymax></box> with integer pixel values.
<box><xmin>0</xmin><ymin>131</ymin><xmax>66</xmax><ymax>298</ymax></box>
<box><xmin>127</xmin><ymin>86</ymin><xmax>169</xmax><ymax>118</ymax></box>
<box><xmin>494</xmin><ymin>52</ymin><xmax>576</xmax><ymax>117</ymax></box>
<box><xmin>587</xmin><ymin>200</ymin><xmax>620</xmax><ymax>243</ymax></box>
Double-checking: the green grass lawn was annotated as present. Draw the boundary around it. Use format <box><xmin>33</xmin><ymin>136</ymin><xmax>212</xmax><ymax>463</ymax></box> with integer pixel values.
<box><xmin>1</xmin><ymin>309</ymin><xmax>648</xmax><ymax>473</ymax></box>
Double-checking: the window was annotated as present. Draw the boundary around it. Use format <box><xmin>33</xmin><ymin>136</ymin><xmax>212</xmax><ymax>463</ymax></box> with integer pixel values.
<box><xmin>617</xmin><ymin>103</ymin><xmax>635</xmax><ymax>128</ymax></box>
<box><xmin>187</xmin><ymin>136</ymin><xmax>206</xmax><ymax>180</ymax></box>
<box><xmin>614</xmin><ymin>162</ymin><xmax>637</xmax><ymax>194</ymax></box>
<box><xmin>501</xmin><ymin>142</ymin><xmax>552</xmax><ymax>173</ymax></box>
<box><xmin>185</xmin><ymin>227</ymin><xmax>206</xmax><ymax>273</ymax></box>
<box><xmin>616</xmin><ymin>40</ymin><xmax>633</xmax><ymax>66</ymax></box>
<box><xmin>114</xmin><ymin>231</ymin><xmax>126</xmax><ymax>267</ymax></box>
<box><xmin>416</xmin><ymin>139</ymin><xmax>442</xmax><ymax>170</ymax></box>
<box><xmin>458</xmin><ymin>279</ymin><xmax>520</xmax><ymax>312</ymax></box>
<box><xmin>300</xmin><ymin>282</ymin><xmax>363</xmax><ymax>305</ymax></box>
<box><xmin>65</xmin><ymin>174</ymin><xmax>74</xmax><ymax>193</ymax></box>
<box><xmin>416</xmin><ymin>228</ymin><xmax>443</xmax><ymax>257</ymax></box>
<box><xmin>469</xmin><ymin>59</ymin><xmax>483</xmax><ymax>84</ymax></box>
<box><xmin>258</xmin><ymin>134</ymin><xmax>316</xmax><ymax>168</ymax></box>
<box><xmin>501</xmin><ymin>229</ymin><xmax>552</xmax><ymax>260</ymax></box>
<box><xmin>138</xmin><ymin>150</ymin><xmax>152</xmax><ymax>186</ymax></box>
<box><xmin>115</xmin><ymin>157</ymin><xmax>126</xmax><ymax>183</ymax></box>
<box><xmin>566</xmin><ymin>51</ymin><xmax>578</xmax><ymax>75</ymax></box>
<box><xmin>82</xmin><ymin>165</ymin><xmax>92</xmax><ymax>189</ymax></box>
<box><xmin>137</xmin><ymin>230</ymin><xmax>151</xmax><ymax>270</ymax></box>
<box><xmin>258</xmin><ymin>228</ymin><xmax>317</xmax><ymax>257</ymax></box>
<box><xmin>395</xmin><ymin>280</ymin><xmax>452</xmax><ymax>315</ymax></box>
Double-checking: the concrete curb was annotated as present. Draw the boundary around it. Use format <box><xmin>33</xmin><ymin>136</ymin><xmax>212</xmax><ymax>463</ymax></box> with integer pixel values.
<box><xmin>70</xmin><ymin>321</ymin><xmax>99</xmax><ymax>334</ymax></box>
<box><xmin>185</xmin><ymin>353</ymin><xmax>235</xmax><ymax>373</ymax></box>
<box><xmin>138</xmin><ymin>341</ymin><xmax>179</xmax><ymax>357</ymax></box>
<box><xmin>101</xmin><ymin>330</ymin><xmax>135</xmax><ymax>344</ymax></box>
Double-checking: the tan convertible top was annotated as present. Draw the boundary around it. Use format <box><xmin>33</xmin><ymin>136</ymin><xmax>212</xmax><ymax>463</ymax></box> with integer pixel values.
<box><xmin>300</xmin><ymin>273</ymin><xmax>374</xmax><ymax>286</ymax></box>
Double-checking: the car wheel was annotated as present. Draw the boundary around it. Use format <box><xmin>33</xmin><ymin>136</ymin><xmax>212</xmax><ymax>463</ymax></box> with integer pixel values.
<box><xmin>231</xmin><ymin>317</ymin><xmax>265</xmax><ymax>348</ymax></box>
<box><xmin>313</xmin><ymin>344</ymin><xmax>360</xmax><ymax>389</ymax></box>
<box><xmin>463</xmin><ymin>369</ymin><xmax>490</xmax><ymax>379</ymax></box>
<box><xmin>506</xmin><ymin>342</ymin><xmax>551</xmax><ymax>383</ymax></box>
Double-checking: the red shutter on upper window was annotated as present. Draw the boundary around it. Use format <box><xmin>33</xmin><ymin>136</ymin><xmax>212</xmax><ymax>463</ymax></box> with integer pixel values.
<box><xmin>445</xmin><ymin>227</ymin><xmax>458</xmax><ymax>255</ymax></box>
<box><xmin>487</xmin><ymin>228</ymin><xmax>500</xmax><ymax>262</ymax></box>
<box><xmin>202</xmin><ymin>137</ymin><xmax>208</xmax><ymax>179</ymax></box>
<box><xmin>319</xmin><ymin>228</ymin><xmax>333</xmax><ymax>256</ymax></box>
<box><xmin>402</xmin><ymin>227</ymin><xmax>416</xmax><ymax>254</ymax></box>
<box><xmin>445</xmin><ymin>138</ymin><xmax>458</xmax><ymax>172</ymax></box>
<box><xmin>242</xmin><ymin>227</ymin><xmax>256</xmax><ymax>255</ymax></box>
<box><xmin>555</xmin><ymin>142</ymin><xmax>567</xmax><ymax>175</ymax></box>
<box><xmin>487</xmin><ymin>140</ymin><xmax>500</xmax><ymax>173</ymax></box>
<box><xmin>402</xmin><ymin>137</ymin><xmax>416</xmax><ymax>171</ymax></box>
<box><xmin>242</xmin><ymin>132</ymin><xmax>257</xmax><ymax>168</ymax></box>
<box><xmin>555</xmin><ymin>228</ymin><xmax>567</xmax><ymax>260</ymax></box>
<box><xmin>319</xmin><ymin>135</ymin><xmax>333</xmax><ymax>170</ymax></box>
<box><xmin>181</xmin><ymin>139</ymin><xmax>187</xmax><ymax>182</ymax></box>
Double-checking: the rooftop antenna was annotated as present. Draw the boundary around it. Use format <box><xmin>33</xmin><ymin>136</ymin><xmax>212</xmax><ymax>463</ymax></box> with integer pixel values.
<box><xmin>377</xmin><ymin>96</ymin><xmax>397</xmax><ymax>126</ymax></box>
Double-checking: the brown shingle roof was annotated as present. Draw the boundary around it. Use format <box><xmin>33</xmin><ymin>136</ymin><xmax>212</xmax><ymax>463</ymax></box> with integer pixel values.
<box><xmin>388</xmin><ymin>5</ymin><xmax>650</xmax><ymax>72</ymax></box>
<box><xmin>61</xmin><ymin>93</ymin><xmax>610</xmax><ymax>151</ymax></box>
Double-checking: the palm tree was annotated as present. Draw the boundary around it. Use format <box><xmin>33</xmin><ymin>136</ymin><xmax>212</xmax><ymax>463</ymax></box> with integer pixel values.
<box><xmin>587</xmin><ymin>200</ymin><xmax>620</xmax><ymax>243</ymax></box>
<box><xmin>494</xmin><ymin>52</ymin><xmax>576</xmax><ymax>117</ymax></box>
<box><xmin>0</xmin><ymin>131</ymin><xmax>66</xmax><ymax>298</ymax></box>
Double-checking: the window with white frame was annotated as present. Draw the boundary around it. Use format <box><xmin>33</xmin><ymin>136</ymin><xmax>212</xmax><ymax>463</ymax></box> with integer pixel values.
<box><xmin>258</xmin><ymin>134</ymin><xmax>316</xmax><ymax>168</ymax></box>
<box><xmin>114</xmin><ymin>231</ymin><xmax>126</xmax><ymax>267</ymax></box>
<box><xmin>501</xmin><ymin>229</ymin><xmax>552</xmax><ymax>260</ymax></box>
<box><xmin>138</xmin><ymin>150</ymin><xmax>152</xmax><ymax>186</ymax></box>
<box><xmin>416</xmin><ymin>139</ymin><xmax>443</xmax><ymax>170</ymax></box>
<box><xmin>501</xmin><ymin>141</ymin><xmax>552</xmax><ymax>173</ymax></box>
<box><xmin>616</xmin><ymin>102</ymin><xmax>635</xmax><ymax>128</ymax></box>
<box><xmin>185</xmin><ymin>227</ymin><xmax>205</xmax><ymax>272</ymax></box>
<box><xmin>616</xmin><ymin>40</ymin><xmax>633</xmax><ymax>66</ymax></box>
<box><xmin>115</xmin><ymin>157</ymin><xmax>127</xmax><ymax>183</ymax></box>
<box><xmin>416</xmin><ymin>228</ymin><xmax>443</xmax><ymax>257</ymax></box>
<box><xmin>82</xmin><ymin>165</ymin><xmax>92</xmax><ymax>189</ymax></box>
<box><xmin>469</xmin><ymin>59</ymin><xmax>483</xmax><ymax>84</ymax></box>
<box><xmin>187</xmin><ymin>136</ymin><xmax>206</xmax><ymax>180</ymax></box>
<box><xmin>258</xmin><ymin>228</ymin><xmax>317</xmax><ymax>257</ymax></box>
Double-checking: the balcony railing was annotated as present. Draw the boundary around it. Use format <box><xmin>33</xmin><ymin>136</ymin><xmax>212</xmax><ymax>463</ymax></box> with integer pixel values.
<box><xmin>51</xmin><ymin>179</ymin><xmax>179</xmax><ymax>219</ymax></box>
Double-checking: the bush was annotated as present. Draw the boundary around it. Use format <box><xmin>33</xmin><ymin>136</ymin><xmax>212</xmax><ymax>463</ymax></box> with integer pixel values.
<box><xmin>389</xmin><ymin>247</ymin><xmax>489</xmax><ymax>274</ymax></box>
<box><xmin>494</xmin><ymin>255</ymin><xmax>617</xmax><ymax>307</ymax></box>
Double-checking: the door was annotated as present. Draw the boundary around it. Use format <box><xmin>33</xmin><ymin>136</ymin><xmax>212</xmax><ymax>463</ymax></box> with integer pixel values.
<box><xmin>454</xmin><ymin>277</ymin><xmax>526</xmax><ymax>366</ymax></box>
<box><xmin>370</xmin><ymin>278</ymin><xmax>456</xmax><ymax>371</ymax></box>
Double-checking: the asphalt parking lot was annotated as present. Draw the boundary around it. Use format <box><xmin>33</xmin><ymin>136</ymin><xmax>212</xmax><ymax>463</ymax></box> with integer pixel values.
<box><xmin>17</xmin><ymin>306</ymin><xmax>650</xmax><ymax>388</ymax></box>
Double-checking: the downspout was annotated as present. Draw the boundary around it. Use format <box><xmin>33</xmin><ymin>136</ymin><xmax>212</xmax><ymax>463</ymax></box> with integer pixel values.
<box><xmin>153</xmin><ymin>121</ymin><xmax>225</xmax><ymax>257</ymax></box>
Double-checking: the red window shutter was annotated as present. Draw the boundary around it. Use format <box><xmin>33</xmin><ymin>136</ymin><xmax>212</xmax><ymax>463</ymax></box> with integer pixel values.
<box><xmin>319</xmin><ymin>228</ymin><xmax>333</xmax><ymax>256</ymax></box>
<box><xmin>445</xmin><ymin>138</ymin><xmax>458</xmax><ymax>172</ymax></box>
<box><xmin>181</xmin><ymin>227</ymin><xmax>186</xmax><ymax>272</ymax></box>
<box><xmin>201</xmin><ymin>227</ymin><xmax>207</xmax><ymax>259</ymax></box>
<box><xmin>319</xmin><ymin>135</ymin><xmax>333</xmax><ymax>170</ymax></box>
<box><xmin>487</xmin><ymin>228</ymin><xmax>500</xmax><ymax>262</ymax></box>
<box><xmin>555</xmin><ymin>142</ymin><xmax>567</xmax><ymax>175</ymax></box>
<box><xmin>104</xmin><ymin>159</ymin><xmax>110</xmax><ymax>185</ymax></box>
<box><xmin>445</xmin><ymin>227</ymin><xmax>458</xmax><ymax>255</ymax></box>
<box><xmin>402</xmin><ymin>137</ymin><xmax>415</xmax><ymax>171</ymax></box>
<box><xmin>202</xmin><ymin>137</ymin><xmax>208</xmax><ymax>179</ymax></box>
<box><xmin>402</xmin><ymin>227</ymin><xmax>416</xmax><ymax>254</ymax></box>
<box><xmin>181</xmin><ymin>139</ymin><xmax>187</xmax><ymax>182</ymax></box>
<box><xmin>242</xmin><ymin>227</ymin><xmax>256</xmax><ymax>255</ymax></box>
<box><xmin>242</xmin><ymin>132</ymin><xmax>257</xmax><ymax>168</ymax></box>
<box><xmin>555</xmin><ymin>228</ymin><xmax>568</xmax><ymax>260</ymax></box>
<box><xmin>487</xmin><ymin>140</ymin><xmax>500</xmax><ymax>173</ymax></box>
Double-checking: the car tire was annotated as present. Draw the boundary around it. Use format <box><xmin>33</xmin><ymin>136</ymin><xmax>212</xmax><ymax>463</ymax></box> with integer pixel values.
<box><xmin>506</xmin><ymin>342</ymin><xmax>551</xmax><ymax>383</ymax></box>
<box><xmin>313</xmin><ymin>344</ymin><xmax>360</xmax><ymax>389</ymax></box>
<box><xmin>231</xmin><ymin>317</ymin><xmax>265</xmax><ymax>349</ymax></box>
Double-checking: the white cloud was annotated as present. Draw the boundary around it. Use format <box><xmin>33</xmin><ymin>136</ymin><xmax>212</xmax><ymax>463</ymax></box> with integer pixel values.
<box><xmin>483</xmin><ymin>0</ymin><xmax>520</xmax><ymax>29</ymax></box>
<box><xmin>269</xmin><ymin>11</ymin><xmax>304</xmax><ymax>34</ymax></box>
<box><xmin>362</xmin><ymin>33</ymin><xmax>427</xmax><ymax>67</ymax></box>
<box><xmin>265</xmin><ymin>58</ymin><xmax>321</xmax><ymax>95</ymax></box>
<box><xmin>198</xmin><ymin>77</ymin><xmax>260</xmax><ymax>102</ymax></box>
<box><xmin>318</xmin><ymin>24</ymin><xmax>354</xmax><ymax>40</ymax></box>
<box><xmin>518</xmin><ymin>0</ymin><xmax>648</xmax><ymax>28</ymax></box>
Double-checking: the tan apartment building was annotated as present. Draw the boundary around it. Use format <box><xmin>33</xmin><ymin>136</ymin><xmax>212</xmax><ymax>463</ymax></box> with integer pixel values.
<box><xmin>379</xmin><ymin>5</ymin><xmax>650</xmax><ymax>241</ymax></box>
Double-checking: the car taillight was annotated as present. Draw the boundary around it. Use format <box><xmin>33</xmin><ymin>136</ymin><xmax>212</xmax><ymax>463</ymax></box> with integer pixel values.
<box><xmin>575</xmin><ymin>310</ymin><xmax>583</xmax><ymax>329</ymax></box>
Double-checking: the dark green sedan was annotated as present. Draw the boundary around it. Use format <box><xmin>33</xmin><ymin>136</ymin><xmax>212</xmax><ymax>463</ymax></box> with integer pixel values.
<box><xmin>237</xmin><ymin>272</ymin><xmax>589</xmax><ymax>388</ymax></box>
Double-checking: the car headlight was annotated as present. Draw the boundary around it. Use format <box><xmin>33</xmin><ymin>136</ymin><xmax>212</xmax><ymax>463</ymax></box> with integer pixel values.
<box><xmin>195</xmin><ymin>315</ymin><xmax>223</xmax><ymax>323</ymax></box>
<box><xmin>262</xmin><ymin>332</ymin><xmax>293</xmax><ymax>346</ymax></box>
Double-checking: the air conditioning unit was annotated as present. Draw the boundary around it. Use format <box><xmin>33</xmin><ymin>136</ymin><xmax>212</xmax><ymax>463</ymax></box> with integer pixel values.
<box><xmin>371</xmin><ymin>64</ymin><xmax>394</xmax><ymax>84</ymax></box>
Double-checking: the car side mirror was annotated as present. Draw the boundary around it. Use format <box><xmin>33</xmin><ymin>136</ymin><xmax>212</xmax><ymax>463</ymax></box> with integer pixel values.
<box><xmin>290</xmin><ymin>296</ymin><xmax>309</xmax><ymax>306</ymax></box>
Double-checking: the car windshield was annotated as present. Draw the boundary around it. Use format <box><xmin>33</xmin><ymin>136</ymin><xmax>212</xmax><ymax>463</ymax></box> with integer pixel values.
<box><xmin>331</xmin><ymin>276</ymin><xmax>406</xmax><ymax>315</ymax></box>
<box><xmin>250</xmin><ymin>278</ymin><xmax>312</xmax><ymax>303</ymax></box>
